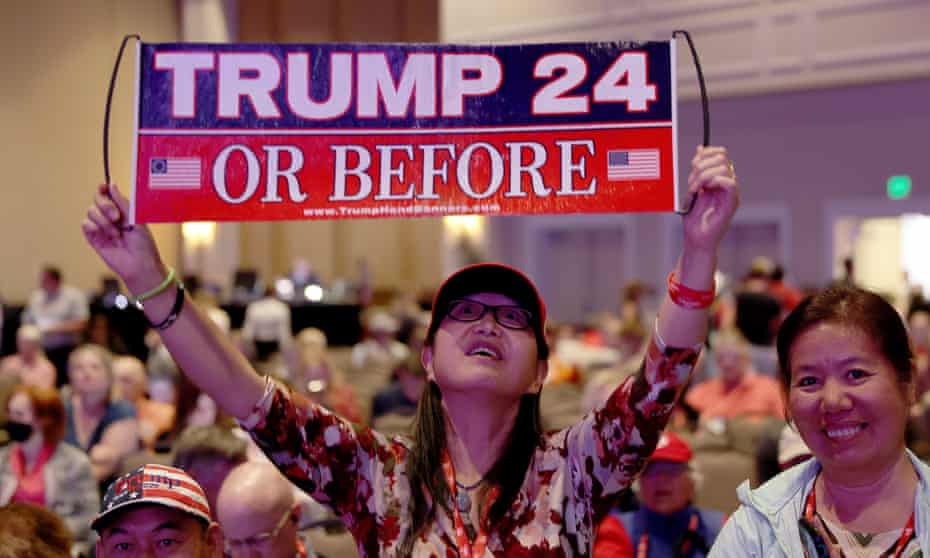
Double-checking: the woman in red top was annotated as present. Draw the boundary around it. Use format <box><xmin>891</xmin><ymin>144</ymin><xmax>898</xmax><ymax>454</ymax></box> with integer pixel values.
<box><xmin>82</xmin><ymin>146</ymin><xmax>738</xmax><ymax>556</ymax></box>
<box><xmin>0</xmin><ymin>385</ymin><xmax>99</xmax><ymax>553</ymax></box>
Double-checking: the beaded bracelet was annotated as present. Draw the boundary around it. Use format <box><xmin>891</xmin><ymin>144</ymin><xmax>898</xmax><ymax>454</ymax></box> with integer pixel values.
<box><xmin>131</xmin><ymin>267</ymin><xmax>176</xmax><ymax>311</ymax></box>
<box><xmin>150</xmin><ymin>282</ymin><xmax>186</xmax><ymax>331</ymax></box>
<box><xmin>667</xmin><ymin>271</ymin><xmax>715</xmax><ymax>309</ymax></box>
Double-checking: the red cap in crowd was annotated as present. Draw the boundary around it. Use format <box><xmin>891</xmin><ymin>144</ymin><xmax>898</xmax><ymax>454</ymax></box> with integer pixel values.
<box><xmin>649</xmin><ymin>432</ymin><xmax>693</xmax><ymax>464</ymax></box>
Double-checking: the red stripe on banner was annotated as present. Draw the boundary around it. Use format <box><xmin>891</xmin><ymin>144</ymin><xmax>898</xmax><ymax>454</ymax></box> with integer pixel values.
<box><xmin>133</xmin><ymin>127</ymin><xmax>675</xmax><ymax>223</ymax></box>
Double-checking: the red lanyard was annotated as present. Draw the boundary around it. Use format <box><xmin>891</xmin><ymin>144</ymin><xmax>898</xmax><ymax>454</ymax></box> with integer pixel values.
<box><xmin>635</xmin><ymin>513</ymin><xmax>700</xmax><ymax>558</ymax></box>
<box><xmin>803</xmin><ymin>484</ymin><xmax>915</xmax><ymax>558</ymax></box>
<box><xmin>440</xmin><ymin>451</ymin><xmax>498</xmax><ymax>558</ymax></box>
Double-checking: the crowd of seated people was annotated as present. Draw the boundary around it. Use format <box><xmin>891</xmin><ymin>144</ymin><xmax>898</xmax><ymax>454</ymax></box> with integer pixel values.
<box><xmin>3</xmin><ymin>257</ymin><xmax>930</xmax><ymax>557</ymax></box>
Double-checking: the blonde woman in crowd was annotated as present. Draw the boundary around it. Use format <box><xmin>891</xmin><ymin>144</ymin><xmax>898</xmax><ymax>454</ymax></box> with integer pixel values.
<box><xmin>63</xmin><ymin>344</ymin><xmax>139</xmax><ymax>485</ymax></box>
<box><xmin>291</xmin><ymin>327</ymin><xmax>363</xmax><ymax>423</ymax></box>
<box><xmin>111</xmin><ymin>355</ymin><xmax>175</xmax><ymax>450</ymax></box>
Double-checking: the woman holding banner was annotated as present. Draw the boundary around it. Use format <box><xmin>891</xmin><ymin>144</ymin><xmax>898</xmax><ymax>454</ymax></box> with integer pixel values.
<box><xmin>82</xmin><ymin>145</ymin><xmax>738</xmax><ymax>556</ymax></box>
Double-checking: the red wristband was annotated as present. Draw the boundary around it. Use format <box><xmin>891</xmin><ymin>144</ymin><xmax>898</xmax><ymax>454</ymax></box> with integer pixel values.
<box><xmin>668</xmin><ymin>272</ymin><xmax>715</xmax><ymax>309</ymax></box>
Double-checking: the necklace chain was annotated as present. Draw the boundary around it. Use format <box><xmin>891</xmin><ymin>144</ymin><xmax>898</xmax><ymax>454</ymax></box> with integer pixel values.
<box><xmin>455</xmin><ymin>477</ymin><xmax>484</xmax><ymax>491</ymax></box>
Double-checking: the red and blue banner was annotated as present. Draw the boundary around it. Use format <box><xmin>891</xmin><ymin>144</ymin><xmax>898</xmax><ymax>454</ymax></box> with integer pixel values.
<box><xmin>130</xmin><ymin>40</ymin><xmax>679</xmax><ymax>223</ymax></box>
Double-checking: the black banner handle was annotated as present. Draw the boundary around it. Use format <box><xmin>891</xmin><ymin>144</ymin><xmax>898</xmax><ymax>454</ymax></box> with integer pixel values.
<box><xmin>672</xmin><ymin>30</ymin><xmax>710</xmax><ymax>215</ymax></box>
<box><xmin>103</xmin><ymin>34</ymin><xmax>141</xmax><ymax>186</ymax></box>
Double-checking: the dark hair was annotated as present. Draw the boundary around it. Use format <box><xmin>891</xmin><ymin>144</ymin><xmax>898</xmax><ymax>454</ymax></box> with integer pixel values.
<box><xmin>41</xmin><ymin>266</ymin><xmax>62</xmax><ymax>283</ymax></box>
<box><xmin>776</xmin><ymin>285</ymin><xmax>914</xmax><ymax>397</ymax></box>
<box><xmin>0</xmin><ymin>503</ymin><xmax>72</xmax><ymax>558</ymax></box>
<box><xmin>172</xmin><ymin>424</ymin><xmax>249</xmax><ymax>471</ymax></box>
<box><xmin>399</xmin><ymin>381</ymin><xmax>542</xmax><ymax>554</ymax></box>
<box><xmin>154</xmin><ymin>374</ymin><xmax>215</xmax><ymax>452</ymax></box>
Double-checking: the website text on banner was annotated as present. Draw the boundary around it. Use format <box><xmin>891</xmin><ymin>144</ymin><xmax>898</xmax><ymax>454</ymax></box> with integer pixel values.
<box><xmin>130</xmin><ymin>40</ymin><xmax>678</xmax><ymax>224</ymax></box>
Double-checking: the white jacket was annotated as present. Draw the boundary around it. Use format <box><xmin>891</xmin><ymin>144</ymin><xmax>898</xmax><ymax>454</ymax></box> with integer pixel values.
<box><xmin>709</xmin><ymin>450</ymin><xmax>930</xmax><ymax>557</ymax></box>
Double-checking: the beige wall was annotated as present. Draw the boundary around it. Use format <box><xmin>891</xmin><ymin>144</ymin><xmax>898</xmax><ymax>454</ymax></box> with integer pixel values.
<box><xmin>236</xmin><ymin>0</ymin><xmax>444</xmax><ymax>296</ymax></box>
<box><xmin>0</xmin><ymin>0</ymin><xmax>181</xmax><ymax>302</ymax></box>
<box><xmin>0</xmin><ymin>0</ymin><xmax>444</xmax><ymax>304</ymax></box>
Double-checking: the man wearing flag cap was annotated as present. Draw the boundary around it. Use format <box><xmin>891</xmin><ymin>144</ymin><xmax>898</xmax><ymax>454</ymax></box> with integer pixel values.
<box><xmin>92</xmin><ymin>464</ymin><xmax>222</xmax><ymax>557</ymax></box>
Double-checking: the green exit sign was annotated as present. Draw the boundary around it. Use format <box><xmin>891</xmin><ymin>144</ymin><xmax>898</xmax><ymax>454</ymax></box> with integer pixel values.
<box><xmin>887</xmin><ymin>175</ymin><xmax>912</xmax><ymax>200</ymax></box>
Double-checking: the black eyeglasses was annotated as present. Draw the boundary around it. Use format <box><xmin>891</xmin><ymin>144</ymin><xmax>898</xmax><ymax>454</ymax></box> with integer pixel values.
<box><xmin>447</xmin><ymin>299</ymin><xmax>533</xmax><ymax>330</ymax></box>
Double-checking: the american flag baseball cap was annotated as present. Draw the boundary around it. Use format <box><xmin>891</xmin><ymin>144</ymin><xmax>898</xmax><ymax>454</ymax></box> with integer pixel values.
<box><xmin>92</xmin><ymin>464</ymin><xmax>212</xmax><ymax>531</ymax></box>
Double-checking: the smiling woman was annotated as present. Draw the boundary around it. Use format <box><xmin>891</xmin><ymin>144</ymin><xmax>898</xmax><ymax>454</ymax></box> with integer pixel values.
<box><xmin>81</xmin><ymin>145</ymin><xmax>738</xmax><ymax>556</ymax></box>
<box><xmin>710</xmin><ymin>286</ymin><xmax>930</xmax><ymax>557</ymax></box>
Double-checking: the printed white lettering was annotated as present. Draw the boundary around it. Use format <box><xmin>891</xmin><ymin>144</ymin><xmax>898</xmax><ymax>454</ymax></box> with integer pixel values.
<box><xmin>330</xmin><ymin>145</ymin><xmax>373</xmax><ymax>201</ymax></box>
<box><xmin>214</xmin><ymin>145</ymin><xmax>261</xmax><ymax>204</ymax></box>
<box><xmin>154</xmin><ymin>52</ymin><xmax>215</xmax><ymax>118</ymax></box>
<box><xmin>555</xmin><ymin>140</ymin><xmax>596</xmax><ymax>195</ymax></box>
<box><xmin>218</xmin><ymin>53</ymin><xmax>282</xmax><ymax>118</ymax></box>
<box><xmin>261</xmin><ymin>145</ymin><xmax>307</xmax><ymax>203</ymax></box>
<box><xmin>419</xmin><ymin>144</ymin><xmax>455</xmax><ymax>200</ymax></box>
<box><xmin>287</xmin><ymin>52</ymin><xmax>353</xmax><ymax>119</ymax></box>
<box><xmin>374</xmin><ymin>145</ymin><xmax>416</xmax><ymax>200</ymax></box>
<box><xmin>441</xmin><ymin>54</ymin><xmax>502</xmax><ymax>117</ymax></box>
<box><xmin>357</xmin><ymin>53</ymin><xmax>436</xmax><ymax>118</ymax></box>
<box><xmin>456</xmin><ymin>142</ymin><xmax>504</xmax><ymax>199</ymax></box>
<box><xmin>504</xmin><ymin>142</ymin><xmax>551</xmax><ymax>197</ymax></box>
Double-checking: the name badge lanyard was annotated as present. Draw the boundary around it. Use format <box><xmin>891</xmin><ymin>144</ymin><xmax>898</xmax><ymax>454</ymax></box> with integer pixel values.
<box><xmin>635</xmin><ymin>512</ymin><xmax>702</xmax><ymax>558</ymax></box>
<box><xmin>441</xmin><ymin>451</ymin><xmax>500</xmax><ymax>558</ymax></box>
<box><xmin>801</xmin><ymin>485</ymin><xmax>914</xmax><ymax>558</ymax></box>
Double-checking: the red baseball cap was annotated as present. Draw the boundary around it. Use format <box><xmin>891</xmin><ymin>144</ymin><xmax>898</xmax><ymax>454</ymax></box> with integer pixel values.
<box><xmin>427</xmin><ymin>263</ymin><xmax>549</xmax><ymax>359</ymax></box>
<box><xmin>649</xmin><ymin>432</ymin><xmax>693</xmax><ymax>464</ymax></box>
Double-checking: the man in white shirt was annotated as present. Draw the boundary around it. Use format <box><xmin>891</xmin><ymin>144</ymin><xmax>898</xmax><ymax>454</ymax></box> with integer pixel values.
<box><xmin>242</xmin><ymin>288</ymin><xmax>293</xmax><ymax>362</ymax></box>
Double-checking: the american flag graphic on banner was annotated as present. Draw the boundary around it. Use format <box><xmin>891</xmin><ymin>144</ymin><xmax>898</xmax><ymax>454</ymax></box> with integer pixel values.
<box><xmin>148</xmin><ymin>157</ymin><xmax>201</xmax><ymax>189</ymax></box>
<box><xmin>607</xmin><ymin>149</ymin><xmax>660</xmax><ymax>180</ymax></box>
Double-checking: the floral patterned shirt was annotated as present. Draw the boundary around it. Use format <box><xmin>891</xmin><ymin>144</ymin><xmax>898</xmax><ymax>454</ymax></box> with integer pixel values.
<box><xmin>240</xmin><ymin>334</ymin><xmax>700</xmax><ymax>557</ymax></box>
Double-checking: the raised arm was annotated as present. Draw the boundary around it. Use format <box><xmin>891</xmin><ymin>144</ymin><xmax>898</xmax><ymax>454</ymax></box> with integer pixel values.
<box><xmin>626</xmin><ymin>145</ymin><xmax>738</xmax><ymax>432</ymax></box>
<box><xmin>657</xmin><ymin>145</ymin><xmax>738</xmax><ymax>349</ymax></box>
<box><xmin>562</xmin><ymin>146</ymin><xmax>738</xmax><ymax>511</ymax></box>
<box><xmin>82</xmin><ymin>184</ymin><xmax>264</xmax><ymax>419</ymax></box>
